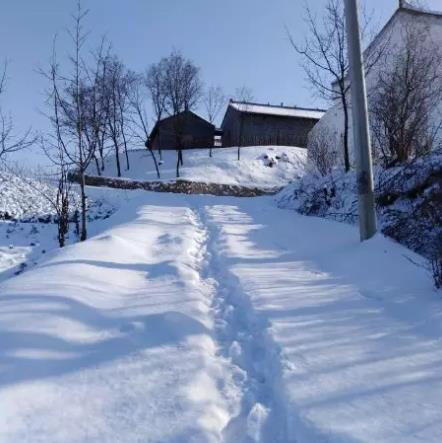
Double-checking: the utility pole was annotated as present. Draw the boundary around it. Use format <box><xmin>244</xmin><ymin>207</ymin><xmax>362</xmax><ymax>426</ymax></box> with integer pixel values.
<box><xmin>344</xmin><ymin>0</ymin><xmax>377</xmax><ymax>241</ymax></box>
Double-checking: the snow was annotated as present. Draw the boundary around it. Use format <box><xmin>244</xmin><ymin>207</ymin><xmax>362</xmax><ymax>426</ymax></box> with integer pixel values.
<box><xmin>1</xmin><ymin>190</ymin><xmax>441</xmax><ymax>442</ymax></box>
<box><xmin>0</xmin><ymin>169</ymin><xmax>57</xmax><ymax>221</ymax></box>
<box><xmin>205</xmin><ymin>198</ymin><xmax>441</xmax><ymax>442</ymax></box>
<box><xmin>230</xmin><ymin>102</ymin><xmax>325</xmax><ymax>120</ymax></box>
<box><xmin>0</xmin><ymin>167</ymin><xmax>115</xmax><ymax>223</ymax></box>
<box><xmin>88</xmin><ymin>146</ymin><xmax>308</xmax><ymax>188</ymax></box>
<box><xmin>277</xmin><ymin>150</ymin><xmax>442</xmax><ymax>260</ymax></box>
<box><xmin>0</xmin><ymin>167</ymin><xmax>118</xmax><ymax>281</ymax></box>
<box><xmin>0</xmin><ymin>222</ymin><xmax>56</xmax><ymax>283</ymax></box>
<box><xmin>0</xmin><ymin>191</ymin><xmax>239</xmax><ymax>442</ymax></box>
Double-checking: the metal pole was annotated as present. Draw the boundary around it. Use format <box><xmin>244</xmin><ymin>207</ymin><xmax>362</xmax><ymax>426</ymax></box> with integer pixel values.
<box><xmin>344</xmin><ymin>0</ymin><xmax>377</xmax><ymax>241</ymax></box>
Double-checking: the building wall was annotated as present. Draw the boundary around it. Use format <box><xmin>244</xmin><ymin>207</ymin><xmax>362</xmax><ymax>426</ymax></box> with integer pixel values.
<box><xmin>310</xmin><ymin>8</ymin><xmax>442</xmax><ymax>168</ymax></box>
<box><xmin>151</xmin><ymin>112</ymin><xmax>215</xmax><ymax>149</ymax></box>
<box><xmin>221</xmin><ymin>106</ymin><xmax>318</xmax><ymax>148</ymax></box>
<box><xmin>221</xmin><ymin>107</ymin><xmax>241</xmax><ymax>147</ymax></box>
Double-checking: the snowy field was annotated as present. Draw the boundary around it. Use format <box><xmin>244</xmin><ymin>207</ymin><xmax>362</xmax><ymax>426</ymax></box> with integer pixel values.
<box><xmin>0</xmin><ymin>222</ymin><xmax>56</xmax><ymax>283</ymax></box>
<box><xmin>1</xmin><ymin>191</ymin><xmax>441</xmax><ymax>443</ymax></box>
<box><xmin>0</xmin><ymin>169</ymin><xmax>59</xmax><ymax>222</ymax></box>
<box><xmin>0</xmin><ymin>173</ymin><xmax>126</xmax><ymax>283</ymax></box>
<box><xmin>0</xmin><ymin>161</ymin><xmax>139</xmax><ymax>282</ymax></box>
<box><xmin>89</xmin><ymin>146</ymin><xmax>307</xmax><ymax>187</ymax></box>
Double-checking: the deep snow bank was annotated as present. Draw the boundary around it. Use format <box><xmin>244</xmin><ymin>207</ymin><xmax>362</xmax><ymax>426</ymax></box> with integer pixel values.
<box><xmin>0</xmin><ymin>168</ymin><xmax>113</xmax><ymax>223</ymax></box>
<box><xmin>277</xmin><ymin>150</ymin><xmax>442</xmax><ymax>259</ymax></box>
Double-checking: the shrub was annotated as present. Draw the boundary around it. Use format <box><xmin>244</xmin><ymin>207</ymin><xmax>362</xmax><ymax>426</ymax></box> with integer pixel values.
<box><xmin>307</xmin><ymin>126</ymin><xmax>338</xmax><ymax>177</ymax></box>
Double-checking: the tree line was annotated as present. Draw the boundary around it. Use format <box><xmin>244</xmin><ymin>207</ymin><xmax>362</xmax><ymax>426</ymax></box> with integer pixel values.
<box><xmin>0</xmin><ymin>1</ymin><xmax>233</xmax><ymax>247</ymax></box>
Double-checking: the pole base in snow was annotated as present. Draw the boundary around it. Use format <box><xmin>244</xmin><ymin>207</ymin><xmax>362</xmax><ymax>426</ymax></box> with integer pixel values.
<box><xmin>358</xmin><ymin>192</ymin><xmax>377</xmax><ymax>241</ymax></box>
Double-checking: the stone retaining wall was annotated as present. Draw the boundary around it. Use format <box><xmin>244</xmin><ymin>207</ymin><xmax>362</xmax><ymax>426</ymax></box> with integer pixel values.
<box><xmin>74</xmin><ymin>174</ymin><xmax>281</xmax><ymax>197</ymax></box>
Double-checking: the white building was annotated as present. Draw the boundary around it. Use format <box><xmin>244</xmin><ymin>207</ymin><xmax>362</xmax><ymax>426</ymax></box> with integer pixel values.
<box><xmin>310</xmin><ymin>2</ymin><xmax>442</xmax><ymax>167</ymax></box>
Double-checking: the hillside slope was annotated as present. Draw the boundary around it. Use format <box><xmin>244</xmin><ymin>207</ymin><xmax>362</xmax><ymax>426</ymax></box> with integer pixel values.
<box><xmin>88</xmin><ymin>146</ymin><xmax>307</xmax><ymax>187</ymax></box>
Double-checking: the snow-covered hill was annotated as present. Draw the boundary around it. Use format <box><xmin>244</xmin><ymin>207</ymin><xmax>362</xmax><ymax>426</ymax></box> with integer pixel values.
<box><xmin>88</xmin><ymin>146</ymin><xmax>307</xmax><ymax>188</ymax></box>
<box><xmin>0</xmin><ymin>170</ymin><xmax>57</xmax><ymax>221</ymax></box>
<box><xmin>0</xmin><ymin>168</ymin><xmax>117</xmax><ymax>281</ymax></box>
<box><xmin>0</xmin><ymin>168</ymin><xmax>114</xmax><ymax>222</ymax></box>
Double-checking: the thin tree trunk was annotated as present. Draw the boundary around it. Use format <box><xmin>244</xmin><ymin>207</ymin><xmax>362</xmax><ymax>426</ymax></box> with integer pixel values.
<box><xmin>79</xmin><ymin>169</ymin><xmax>87</xmax><ymax>242</ymax></box>
<box><xmin>56</xmin><ymin>174</ymin><xmax>69</xmax><ymax>248</ymax></box>
<box><xmin>342</xmin><ymin>95</ymin><xmax>351</xmax><ymax>172</ymax></box>
<box><xmin>176</xmin><ymin>150</ymin><xmax>180</xmax><ymax>178</ymax></box>
<box><xmin>94</xmin><ymin>155</ymin><xmax>101</xmax><ymax>176</ymax></box>
<box><xmin>113</xmin><ymin>138</ymin><xmax>121</xmax><ymax>177</ymax></box>
<box><xmin>122</xmin><ymin>131</ymin><xmax>130</xmax><ymax>170</ymax></box>
<box><xmin>99</xmin><ymin>132</ymin><xmax>105</xmax><ymax>171</ymax></box>
<box><xmin>149</xmin><ymin>147</ymin><xmax>161</xmax><ymax>179</ymax></box>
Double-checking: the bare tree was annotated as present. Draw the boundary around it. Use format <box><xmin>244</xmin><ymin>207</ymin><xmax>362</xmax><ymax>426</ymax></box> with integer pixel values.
<box><xmin>370</xmin><ymin>25</ymin><xmax>442</xmax><ymax>167</ymax></box>
<box><xmin>161</xmin><ymin>50</ymin><xmax>202</xmax><ymax>115</ymax></box>
<box><xmin>80</xmin><ymin>42</ymin><xmax>113</xmax><ymax>178</ymax></box>
<box><xmin>40</xmin><ymin>138</ymin><xmax>72</xmax><ymax>247</ymax></box>
<box><xmin>204</xmin><ymin>85</ymin><xmax>226</xmax><ymax>157</ymax></box>
<box><xmin>307</xmin><ymin>125</ymin><xmax>338</xmax><ymax>176</ymax></box>
<box><xmin>90</xmin><ymin>43</ymin><xmax>112</xmax><ymax>175</ymax></box>
<box><xmin>290</xmin><ymin>0</ymin><xmax>387</xmax><ymax>171</ymax></box>
<box><xmin>42</xmin><ymin>1</ymin><xmax>101</xmax><ymax>241</ymax></box>
<box><xmin>105</xmin><ymin>56</ymin><xmax>134</xmax><ymax>176</ymax></box>
<box><xmin>146</xmin><ymin>62</ymin><xmax>166</xmax><ymax>160</ymax></box>
<box><xmin>235</xmin><ymin>86</ymin><xmax>254</xmax><ymax>161</ymax></box>
<box><xmin>129</xmin><ymin>75</ymin><xmax>161</xmax><ymax>178</ymax></box>
<box><xmin>116</xmin><ymin>68</ymin><xmax>136</xmax><ymax>171</ymax></box>
<box><xmin>0</xmin><ymin>61</ymin><xmax>37</xmax><ymax>160</ymax></box>
<box><xmin>165</xmin><ymin>50</ymin><xmax>202</xmax><ymax>176</ymax></box>
<box><xmin>204</xmin><ymin>85</ymin><xmax>226</xmax><ymax>124</ymax></box>
<box><xmin>147</xmin><ymin>50</ymin><xmax>202</xmax><ymax>177</ymax></box>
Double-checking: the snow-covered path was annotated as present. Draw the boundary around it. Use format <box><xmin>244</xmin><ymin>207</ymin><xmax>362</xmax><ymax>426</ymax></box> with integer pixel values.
<box><xmin>0</xmin><ymin>195</ymin><xmax>239</xmax><ymax>443</ymax></box>
<box><xmin>1</xmin><ymin>192</ymin><xmax>441</xmax><ymax>442</ymax></box>
<box><xmin>202</xmin><ymin>199</ymin><xmax>442</xmax><ymax>443</ymax></box>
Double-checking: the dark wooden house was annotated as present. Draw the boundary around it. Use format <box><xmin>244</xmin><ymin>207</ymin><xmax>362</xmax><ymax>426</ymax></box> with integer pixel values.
<box><xmin>221</xmin><ymin>101</ymin><xmax>325</xmax><ymax>148</ymax></box>
<box><xmin>148</xmin><ymin>110</ymin><xmax>216</xmax><ymax>149</ymax></box>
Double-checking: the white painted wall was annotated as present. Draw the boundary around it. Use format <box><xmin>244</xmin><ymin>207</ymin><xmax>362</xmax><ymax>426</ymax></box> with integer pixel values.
<box><xmin>309</xmin><ymin>7</ymin><xmax>442</xmax><ymax>168</ymax></box>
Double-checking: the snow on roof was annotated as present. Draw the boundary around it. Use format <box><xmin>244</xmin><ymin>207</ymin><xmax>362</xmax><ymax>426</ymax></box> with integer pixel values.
<box><xmin>331</xmin><ymin>5</ymin><xmax>442</xmax><ymax>88</ymax></box>
<box><xmin>230</xmin><ymin>101</ymin><xmax>325</xmax><ymax>120</ymax></box>
<box><xmin>400</xmin><ymin>2</ymin><xmax>442</xmax><ymax>18</ymax></box>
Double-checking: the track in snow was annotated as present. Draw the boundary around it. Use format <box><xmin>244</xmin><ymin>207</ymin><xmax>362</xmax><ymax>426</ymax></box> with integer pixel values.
<box><xmin>193</xmin><ymin>205</ymin><xmax>288</xmax><ymax>443</ymax></box>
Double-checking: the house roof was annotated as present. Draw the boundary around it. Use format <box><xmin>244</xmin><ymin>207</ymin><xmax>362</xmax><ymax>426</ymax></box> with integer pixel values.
<box><xmin>331</xmin><ymin>4</ymin><xmax>442</xmax><ymax>88</ymax></box>
<box><xmin>229</xmin><ymin>100</ymin><xmax>325</xmax><ymax>120</ymax></box>
<box><xmin>399</xmin><ymin>2</ymin><xmax>442</xmax><ymax>18</ymax></box>
<box><xmin>149</xmin><ymin>110</ymin><xmax>214</xmax><ymax>140</ymax></box>
<box><xmin>367</xmin><ymin>4</ymin><xmax>442</xmax><ymax>59</ymax></box>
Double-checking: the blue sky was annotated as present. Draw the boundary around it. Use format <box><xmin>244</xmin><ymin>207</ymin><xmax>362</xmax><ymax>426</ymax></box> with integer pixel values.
<box><xmin>0</xmin><ymin>0</ymin><xmax>440</xmax><ymax>166</ymax></box>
